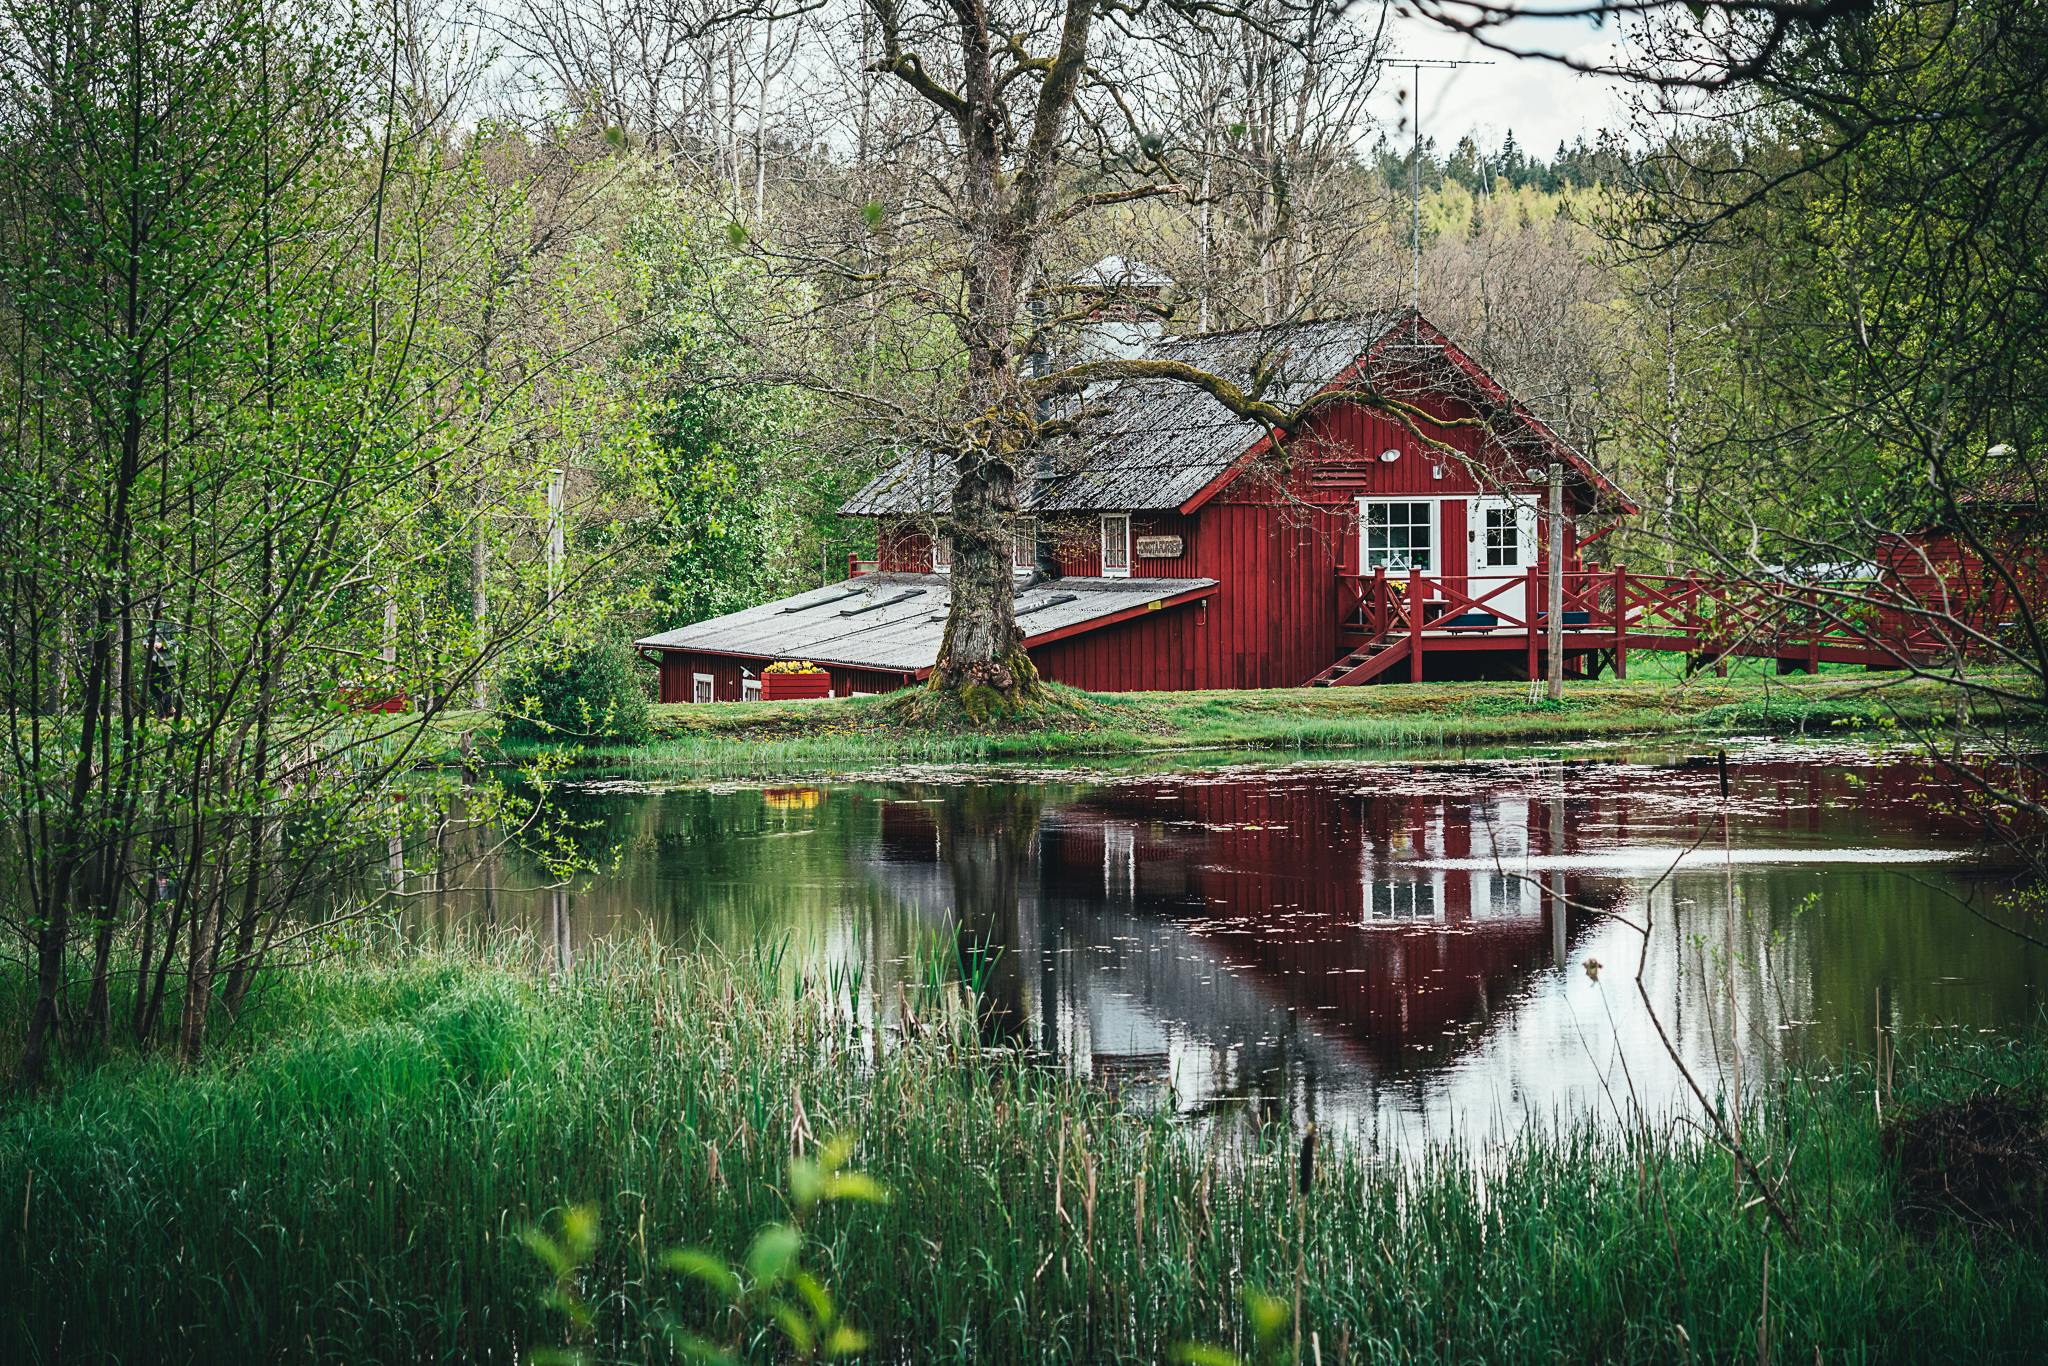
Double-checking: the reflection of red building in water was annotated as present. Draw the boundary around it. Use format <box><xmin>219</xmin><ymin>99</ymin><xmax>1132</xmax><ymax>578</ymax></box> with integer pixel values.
<box><xmin>1047</xmin><ymin>779</ymin><xmax>1610</xmax><ymax>1073</ymax></box>
<box><xmin>871</xmin><ymin>775</ymin><xmax>1615</xmax><ymax>1078</ymax></box>
<box><xmin>863</xmin><ymin>758</ymin><xmax>1995</xmax><ymax>1089</ymax></box>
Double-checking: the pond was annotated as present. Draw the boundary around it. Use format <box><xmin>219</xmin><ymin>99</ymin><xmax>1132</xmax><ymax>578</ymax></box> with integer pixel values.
<box><xmin>401</xmin><ymin>744</ymin><xmax>2044</xmax><ymax>1150</ymax></box>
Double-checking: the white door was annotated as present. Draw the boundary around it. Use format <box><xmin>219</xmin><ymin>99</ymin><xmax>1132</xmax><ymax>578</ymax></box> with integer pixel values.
<box><xmin>1466</xmin><ymin>496</ymin><xmax>1538</xmax><ymax>625</ymax></box>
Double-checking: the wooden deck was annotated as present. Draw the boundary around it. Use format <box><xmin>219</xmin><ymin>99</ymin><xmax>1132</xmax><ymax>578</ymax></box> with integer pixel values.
<box><xmin>1310</xmin><ymin>566</ymin><xmax>1946</xmax><ymax>686</ymax></box>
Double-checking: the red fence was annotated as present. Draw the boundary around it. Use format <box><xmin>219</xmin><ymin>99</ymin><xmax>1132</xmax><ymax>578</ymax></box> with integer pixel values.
<box><xmin>1332</xmin><ymin>565</ymin><xmax>1955</xmax><ymax>684</ymax></box>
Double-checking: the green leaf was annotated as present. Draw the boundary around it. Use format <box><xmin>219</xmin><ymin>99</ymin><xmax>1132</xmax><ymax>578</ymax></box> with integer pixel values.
<box><xmin>745</xmin><ymin>1223</ymin><xmax>802</xmax><ymax>1286</ymax></box>
<box><xmin>790</xmin><ymin>1269</ymin><xmax>834</xmax><ymax>1325</ymax></box>
<box><xmin>788</xmin><ymin>1157</ymin><xmax>823</xmax><ymax>1210</ymax></box>
<box><xmin>558</xmin><ymin>1204</ymin><xmax>599</xmax><ymax>1260</ymax></box>
<box><xmin>1244</xmin><ymin>1288</ymin><xmax>1289</xmax><ymax>1340</ymax></box>
<box><xmin>818</xmin><ymin>1134</ymin><xmax>855</xmax><ymax>1172</ymax></box>
<box><xmin>661</xmin><ymin>1247</ymin><xmax>740</xmax><ymax>1300</ymax></box>
<box><xmin>825</xmin><ymin>1324</ymin><xmax>869</xmax><ymax>1358</ymax></box>
<box><xmin>520</xmin><ymin>1228</ymin><xmax>571</xmax><ymax>1276</ymax></box>
<box><xmin>772</xmin><ymin>1302</ymin><xmax>816</xmax><ymax>1353</ymax></box>
<box><xmin>821</xmin><ymin>1171</ymin><xmax>890</xmax><ymax>1204</ymax></box>
<box><xmin>861</xmin><ymin>201</ymin><xmax>885</xmax><ymax>227</ymax></box>
<box><xmin>1171</xmin><ymin>1346</ymin><xmax>1243</xmax><ymax>1366</ymax></box>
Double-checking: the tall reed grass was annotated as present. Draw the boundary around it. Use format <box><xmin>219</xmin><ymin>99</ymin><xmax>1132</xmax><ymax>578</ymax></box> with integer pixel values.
<box><xmin>3</xmin><ymin>939</ymin><xmax>2042</xmax><ymax>1363</ymax></box>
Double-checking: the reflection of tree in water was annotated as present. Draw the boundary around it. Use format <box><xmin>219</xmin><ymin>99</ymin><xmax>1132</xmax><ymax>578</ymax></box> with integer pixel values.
<box><xmin>933</xmin><ymin>784</ymin><xmax>1045</xmax><ymax>1048</ymax></box>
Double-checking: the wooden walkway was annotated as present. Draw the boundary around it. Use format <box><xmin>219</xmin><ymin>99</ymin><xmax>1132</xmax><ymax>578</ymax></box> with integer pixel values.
<box><xmin>1310</xmin><ymin>566</ymin><xmax>1945</xmax><ymax>687</ymax></box>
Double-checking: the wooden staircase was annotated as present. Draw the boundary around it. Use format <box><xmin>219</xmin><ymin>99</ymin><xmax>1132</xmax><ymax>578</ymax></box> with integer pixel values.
<box><xmin>1305</xmin><ymin>633</ymin><xmax>1411</xmax><ymax>687</ymax></box>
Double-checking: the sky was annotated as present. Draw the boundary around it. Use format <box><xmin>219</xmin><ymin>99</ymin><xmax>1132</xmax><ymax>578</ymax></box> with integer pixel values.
<box><xmin>1364</xmin><ymin>7</ymin><xmax>1635</xmax><ymax>159</ymax></box>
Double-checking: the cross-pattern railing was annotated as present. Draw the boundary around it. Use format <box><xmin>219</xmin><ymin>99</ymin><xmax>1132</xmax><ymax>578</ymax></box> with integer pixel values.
<box><xmin>1330</xmin><ymin>564</ymin><xmax>1955</xmax><ymax>683</ymax></box>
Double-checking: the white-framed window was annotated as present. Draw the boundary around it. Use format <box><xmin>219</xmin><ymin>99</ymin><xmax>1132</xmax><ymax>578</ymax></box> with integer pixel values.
<box><xmin>1482</xmin><ymin>504</ymin><xmax>1520</xmax><ymax>568</ymax></box>
<box><xmin>692</xmin><ymin>672</ymin><xmax>714</xmax><ymax>704</ymax></box>
<box><xmin>930</xmin><ymin>534</ymin><xmax>952</xmax><ymax>574</ymax></box>
<box><xmin>740</xmin><ymin>677</ymin><xmax>762</xmax><ymax>702</ymax></box>
<box><xmin>1100</xmin><ymin>513</ymin><xmax>1131</xmax><ymax>578</ymax></box>
<box><xmin>1369</xmin><ymin>876</ymin><xmax>1441</xmax><ymax>921</ymax></box>
<box><xmin>1013</xmin><ymin>518</ymin><xmax>1037</xmax><ymax>570</ymax></box>
<box><xmin>1359</xmin><ymin>498</ymin><xmax>1436</xmax><ymax>574</ymax></box>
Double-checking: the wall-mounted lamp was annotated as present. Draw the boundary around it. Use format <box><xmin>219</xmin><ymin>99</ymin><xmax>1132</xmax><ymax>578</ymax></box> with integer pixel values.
<box><xmin>1378</xmin><ymin>448</ymin><xmax>1402</xmax><ymax>463</ymax></box>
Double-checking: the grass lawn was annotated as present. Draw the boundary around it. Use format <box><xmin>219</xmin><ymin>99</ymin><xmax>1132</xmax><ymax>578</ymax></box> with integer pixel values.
<box><xmin>469</xmin><ymin>667</ymin><xmax>2025</xmax><ymax>778</ymax></box>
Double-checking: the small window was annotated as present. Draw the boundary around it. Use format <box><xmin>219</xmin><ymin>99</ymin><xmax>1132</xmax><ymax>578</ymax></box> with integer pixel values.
<box><xmin>1484</xmin><ymin>504</ymin><xmax>1528</xmax><ymax>569</ymax></box>
<box><xmin>740</xmin><ymin>677</ymin><xmax>762</xmax><ymax>702</ymax></box>
<box><xmin>1100</xmin><ymin>514</ymin><xmax>1131</xmax><ymax>578</ymax></box>
<box><xmin>930</xmin><ymin>534</ymin><xmax>951</xmax><ymax>574</ymax></box>
<box><xmin>1013</xmin><ymin>518</ymin><xmax>1037</xmax><ymax>570</ymax></box>
<box><xmin>692</xmin><ymin>673</ymin><xmax>714</xmax><ymax>704</ymax></box>
<box><xmin>1360</xmin><ymin>499</ymin><xmax>1434</xmax><ymax>574</ymax></box>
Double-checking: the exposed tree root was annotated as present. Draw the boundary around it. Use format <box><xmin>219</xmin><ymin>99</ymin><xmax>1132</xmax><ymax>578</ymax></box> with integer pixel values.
<box><xmin>879</xmin><ymin>677</ymin><xmax>1108</xmax><ymax>734</ymax></box>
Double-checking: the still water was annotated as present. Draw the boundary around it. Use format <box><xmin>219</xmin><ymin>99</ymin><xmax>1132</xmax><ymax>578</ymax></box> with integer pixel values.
<box><xmin>409</xmin><ymin>745</ymin><xmax>2043</xmax><ymax>1148</ymax></box>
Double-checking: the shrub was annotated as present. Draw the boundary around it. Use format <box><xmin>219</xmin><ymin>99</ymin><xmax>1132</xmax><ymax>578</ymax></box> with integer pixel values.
<box><xmin>496</xmin><ymin>641</ymin><xmax>652</xmax><ymax>745</ymax></box>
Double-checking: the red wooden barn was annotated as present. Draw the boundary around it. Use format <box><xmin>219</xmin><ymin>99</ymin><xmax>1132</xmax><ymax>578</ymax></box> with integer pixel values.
<box><xmin>1874</xmin><ymin>477</ymin><xmax>2046</xmax><ymax>651</ymax></box>
<box><xmin>637</xmin><ymin>299</ymin><xmax>1635</xmax><ymax>700</ymax></box>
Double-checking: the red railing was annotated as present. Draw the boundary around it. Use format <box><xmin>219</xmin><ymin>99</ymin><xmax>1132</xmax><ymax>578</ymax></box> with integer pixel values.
<box><xmin>1333</xmin><ymin>564</ymin><xmax>1952</xmax><ymax>681</ymax></box>
<box><xmin>848</xmin><ymin>554</ymin><xmax>879</xmax><ymax>577</ymax></box>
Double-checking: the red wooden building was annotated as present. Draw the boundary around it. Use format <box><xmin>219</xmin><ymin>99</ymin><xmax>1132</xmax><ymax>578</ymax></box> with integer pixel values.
<box><xmin>638</xmin><ymin>300</ymin><xmax>1638</xmax><ymax>699</ymax></box>
<box><xmin>1874</xmin><ymin>477</ymin><xmax>2046</xmax><ymax>652</ymax></box>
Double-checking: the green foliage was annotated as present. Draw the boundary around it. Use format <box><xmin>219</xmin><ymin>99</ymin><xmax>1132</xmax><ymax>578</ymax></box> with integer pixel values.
<box><xmin>4</xmin><ymin>942</ymin><xmax>2045</xmax><ymax>1364</ymax></box>
<box><xmin>529</xmin><ymin>1135</ymin><xmax>888</xmax><ymax>1363</ymax></box>
<box><xmin>497</xmin><ymin>643</ymin><xmax>653</xmax><ymax>746</ymax></box>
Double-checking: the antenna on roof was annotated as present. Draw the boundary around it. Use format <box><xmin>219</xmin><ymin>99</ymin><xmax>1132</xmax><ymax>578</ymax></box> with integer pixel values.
<box><xmin>1403</xmin><ymin>58</ymin><xmax>1494</xmax><ymax>311</ymax></box>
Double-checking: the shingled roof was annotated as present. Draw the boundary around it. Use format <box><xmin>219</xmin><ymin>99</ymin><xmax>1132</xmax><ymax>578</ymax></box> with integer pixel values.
<box><xmin>634</xmin><ymin>573</ymin><xmax>1217</xmax><ymax>674</ymax></box>
<box><xmin>840</xmin><ymin>314</ymin><xmax>1402</xmax><ymax>517</ymax></box>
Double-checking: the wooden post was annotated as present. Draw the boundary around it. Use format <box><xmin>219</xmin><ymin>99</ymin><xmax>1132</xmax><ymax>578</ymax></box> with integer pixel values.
<box><xmin>1525</xmin><ymin>564</ymin><xmax>1540</xmax><ymax>681</ymax></box>
<box><xmin>1612</xmin><ymin>562</ymin><xmax>1628</xmax><ymax>680</ymax></box>
<box><xmin>545</xmin><ymin>466</ymin><xmax>565</xmax><ymax>606</ymax></box>
<box><xmin>1408</xmin><ymin>565</ymin><xmax>1425</xmax><ymax>682</ymax></box>
<box><xmin>1372</xmin><ymin>564</ymin><xmax>1386</xmax><ymax>636</ymax></box>
<box><xmin>1546</xmin><ymin>463</ymin><xmax>1564</xmax><ymax>701</ymax></box>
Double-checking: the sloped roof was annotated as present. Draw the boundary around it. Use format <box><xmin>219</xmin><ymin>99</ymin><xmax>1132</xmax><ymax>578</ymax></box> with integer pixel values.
<box><xmin>634</xmin><ymin>573</ymin><xmax>1216</xmax><ymax>675</ymax></box>
<box><xmin>1033</xmin><ymin>316</ymin><xmax>1403</xmax><ymax>513</ymax></box>
<box><xmin>842</xmin><ymin>315</ymin><xmax>1401</xmax><ymax>516</ymax></box>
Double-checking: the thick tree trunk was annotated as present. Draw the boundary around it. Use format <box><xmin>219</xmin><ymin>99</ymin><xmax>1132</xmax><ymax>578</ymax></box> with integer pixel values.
<box><xmin>929</xmin><ymin>448</ymin><xmax>1040</xmax><ymax>713</ymax></box>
